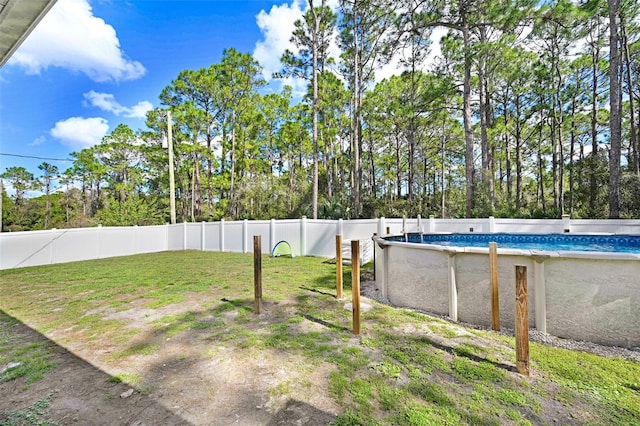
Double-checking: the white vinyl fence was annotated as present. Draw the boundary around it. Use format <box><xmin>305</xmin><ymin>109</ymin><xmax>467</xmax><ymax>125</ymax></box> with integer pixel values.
<box><xmin>1</xmin><ymin>216</ymin><xmax>639</xmax><ymax>270</ymax></box>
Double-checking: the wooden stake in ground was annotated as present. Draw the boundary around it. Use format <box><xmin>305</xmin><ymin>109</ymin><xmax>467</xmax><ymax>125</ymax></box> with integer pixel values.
<box><xmin>489</xmin><ymin>242</ymin><xmax>500</xmax><ymax>331</ymax></box>
<box><xmin>254</xmin><ymin>235</ymin><xmax>262</xmax><ymax>314</ymax></box>
<box><xmin>515</xmin><ymin>265</ymin><xmax>530</xmax><ymax>376</ymax></box>
<box><xmin>336</xmin><ymin>235</ymin><xmax>343</xmax><ymax>299</ymax></box>
<box><xmin>351</xmin><ymin>240</ymin><xmax>361</xmax><ymax>335</ymax></box>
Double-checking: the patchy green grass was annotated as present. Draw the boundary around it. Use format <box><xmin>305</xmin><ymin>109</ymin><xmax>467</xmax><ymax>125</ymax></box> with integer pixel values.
<box><xmin>0</xmin><ymin>394</ymin><xmax>55</xmax><ymax>426</ymax></box>
<box><xmin>0</xmin><ymin>314</ymin><xmax>56</xmax><ymax>386</ymax></box>
<box><xmin>1</xmin><ymin>251</ymin><xmax>639</xmax><ymax>425</ymax></box>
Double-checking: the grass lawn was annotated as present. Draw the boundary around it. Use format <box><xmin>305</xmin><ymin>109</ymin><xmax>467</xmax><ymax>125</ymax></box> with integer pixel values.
<box><xmin>1</xmin><ymin>251</ymin><xmax>639</xmax><ymax>425</ymax></box>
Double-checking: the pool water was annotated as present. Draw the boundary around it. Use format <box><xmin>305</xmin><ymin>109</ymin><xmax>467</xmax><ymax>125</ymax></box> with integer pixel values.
<box><xmin>386</xmin><ymin>233</ymin><xmax>640</xmax><ymax>254</ymax></box>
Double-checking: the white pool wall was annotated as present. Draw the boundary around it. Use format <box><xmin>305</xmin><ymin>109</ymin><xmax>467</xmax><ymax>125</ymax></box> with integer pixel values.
<box><xmin>375</xmin><ymin>239</ymin><xmax>640</xmax><ymax>348</ymax></box>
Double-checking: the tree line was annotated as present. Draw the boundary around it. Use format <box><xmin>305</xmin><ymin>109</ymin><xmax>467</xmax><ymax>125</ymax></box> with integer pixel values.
<box><xmin>2</xmin><ymin>0</ymin><xmax>639</xmax><ymax>231</ymax></box>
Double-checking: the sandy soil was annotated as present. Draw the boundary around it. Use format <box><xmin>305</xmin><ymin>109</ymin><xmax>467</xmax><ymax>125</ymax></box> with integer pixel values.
<box><xmin>1</xmin><ymin>296</ymin><xmax>340</xmax><ymax>425</ymax></box>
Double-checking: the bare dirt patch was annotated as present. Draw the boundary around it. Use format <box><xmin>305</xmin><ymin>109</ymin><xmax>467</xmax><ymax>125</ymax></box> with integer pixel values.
<box><xmin>1</xmin><ymin>293</ymin><xmax>340</xmax><ymax>425</ymax></box>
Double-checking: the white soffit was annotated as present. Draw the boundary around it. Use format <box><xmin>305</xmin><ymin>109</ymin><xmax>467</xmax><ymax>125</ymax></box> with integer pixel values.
<box><xmin>0</xmin><ymin>0</ymin><xmax>58</xmax><ymax>68</ymax></box>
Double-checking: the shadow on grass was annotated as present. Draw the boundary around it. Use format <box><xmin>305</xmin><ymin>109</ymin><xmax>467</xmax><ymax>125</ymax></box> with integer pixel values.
<box><xmin>0</xmin><ymin>309</ymin><xmax>192</xmax><ymax>426</ymax></box>
<box><xmin>299</xmin><ymin>285</ymin><xmax>336</xmax><ymax>297</ymax></box>
<box><xmin>302</xmin><ymin>314</ymin><xmax>350</xmax><ymax>333</ymax></box>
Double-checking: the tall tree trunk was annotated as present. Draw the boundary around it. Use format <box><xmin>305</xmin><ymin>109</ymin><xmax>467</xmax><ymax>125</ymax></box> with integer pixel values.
<box><xmin>608</xmin><ymin>0</ymin><xmax>621</xmax><ymax>218</ymax></box>
<box><xmin>569</xmin><ymin>90</ymin><xmax>577</xmax><ymax>215</ymax></box>
<box><xmin>621</xmin><ymin>19</ymin><xmax>638</xmax><ymax>176</ymax></box>
<box><xmin>461</xmin><ymin>3</ymin><xmax>474</xmax><ymax>217</ymax></box>
<box><xmin>228</xmin><ymin>113</ymin><xmax>236</xmax><ymax>218</ymax></box>
<box><xmin>206</xmin><ymin>134</ymin><xmax>214</xmax><ymax>216</ymax></box>
<box><xmin>310</xmin><ymin>0</ymin><xmax>320</xmax><ymax>219</ymax></box>
<box><xmin>478</xmin><ymin>26</ymin><xmax>494</xmax><ymax>212</ymax></box>
<box><xmin>589</xmin><ymin>38</ymin><xmax>600</xmax><ymax>215</ymax></box>
<box><xmin>44</xmin><ymin>180</ymin><xmax>51</xmax><ymax>229</ymax></box>
<box><xmin>537</xmin><ymin>121</ymin><xmax>546</xmax><ymax>213</ymax></box>
<box><xmin>515</xmin><ymin>97</ymin><xmax>523</xmax><ymax>211</ymax></box>
<box><xmin>503</xmin><ymin>97</ymin><xmax>512</xmax><ymax>204</ymax></box>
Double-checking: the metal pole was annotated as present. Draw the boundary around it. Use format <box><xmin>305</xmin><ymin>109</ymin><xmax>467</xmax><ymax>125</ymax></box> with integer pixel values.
<box><xmin>167</xmin><ymin>111</ymin><xmax>176</xmax><ymax>224</ymax></box>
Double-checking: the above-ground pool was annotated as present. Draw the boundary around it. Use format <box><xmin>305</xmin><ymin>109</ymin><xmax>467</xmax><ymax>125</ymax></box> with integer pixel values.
<box><xmin>374</xmin><ymin>233</ymin><xmax>640</xmax><ymax>348</ymax></box>
<box><xmin>386</xmin><ymin>233</ymin><xmax>640</xmax><ymax>254</ymax></box>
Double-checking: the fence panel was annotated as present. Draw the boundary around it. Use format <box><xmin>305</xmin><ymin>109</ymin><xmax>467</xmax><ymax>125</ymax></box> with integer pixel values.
<box><xmin>0</xmin><ymin>230</ymin><xmax>56</xmax><ymax>269</ymax></box>
<box><xmin>274</xmin><ymin>220</ymin><xmax>302</xmax><ymax>256</ymax></box>
<box><xmin>246</xmin><ymin>221</ymin><xmax>271</xmax><ymax>253</ymax></box>
<box><xmin>223</xmin><ymin>221</ymin><xmax>244</xmax><ymax>252</ymax></box>
<box><xmin>184</xmin><ymin>223</ymin><xmax>201</xmax><ymax>250</ymax></box>
<box><xmin>203</xmin><ymin>222</ymin><xmax>221</xmax><ymax>251</ymax></box>
<box><xmin>342</xmin><ymin>219</ymin><xmax>378</xmax><ymax>240</ymax></box>
<box><xmin>54</xmin><ymin>228</ymin><xmax>99</xmax><ymax>263</ymax></box>
<box><xmin>493</xmin><ymin>219</ymin><xmax>563</xmax><ymax>234</ymax></box>
<box><xmin>99</xmin><ymin>227</ymin><xmax>137</xmax><ymax>258</ymax></box>
<box><xmin>570</xmin><ymin>219</ymin><xmax>640</xmax><ymax>234</ymax></box>
<box><xmin>136</xmin><ymin>225</ymin><xmax>168</xmax><ymax>254</ymax></box>
<box><xmin>306</xmin><ymin>220</ymin><xmax>339</xmax><ymax>257</ymax></box>
<box><xmin>167</xmin><ymin>224</ymin><xmax>183</xmax><ymax>251</ymax></box>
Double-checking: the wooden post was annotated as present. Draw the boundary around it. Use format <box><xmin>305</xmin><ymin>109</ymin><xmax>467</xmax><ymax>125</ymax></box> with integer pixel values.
<box><xmin>254</xmin><ymin>235</ymin><xmax>262</xmax><ymax>314</ymax></box>
<box><xmin>336</xmin><ymin>235</ymin><xmax>343</xmax><ymax>299</ymax></box>
<box><xmin>489</xmin><ymin>242</ymin><xmax>500</xmax><ymax>331</ymax></box>
<box><xmin>351</xmin><ymin>240</ymin><xmax>361</xmax><ymax>335</ymax></box>
<box><xmin>515</xmin><ymin>265</ymin><xmax>530</xmax><ymax>376</ymax></box>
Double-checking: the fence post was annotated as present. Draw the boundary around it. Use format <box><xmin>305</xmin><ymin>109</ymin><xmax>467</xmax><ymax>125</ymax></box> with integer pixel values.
<box><xmin>201</xmin><ymin>221</ymin><xmax>206</xmax><ymax>251</ymax></box>
<box><xmin>220</xmin><ymin>219</ymin><xmax>225</xmax><ymax>252</ymax></box>
<box><xmin>300</xmin><ymin>216</ymin><xmax>307</xmax><ymax>257</ymax></box>
<box><xmin>562</xmin><ymin>214</ymin><xmax>571</xmax><ymax>233</ymax></box>
<box><xmin>135</xmin><ymin>225</ymin><xmax>139</xmax><ymax>254</ymax></box>
<box><xmin>378</xmin><ymin>216</ymin><xmax>385</xmax><ymax>236</ymax></box>
<box><xmin>243</xmin><ymin>219</ymin><xmax>248</xmax><ymax>253</ymax></box>
<box><xmin>351</xmin><ymin>240</ymin><xmax>361</xmax><ymax>335</ymax></box>
<box><xmin>254</xmin><ymin>235</ymin><xmax>262</xmax><ymax>314</ymax></box>
<box><xmin>417</xmin><ymin>215</ymin><xmax>422</xmax><ymax>232</ymax></box>
<box><xmin>270</xmin><ymin>218</ymin><xmax>276</xmax><ymax>254</ymax></box>
<box><xmin>429</xmin><ymin>215</ymin><xmax>435</xmax><ymax>233</ymax></box>
<box><xmin>336</xmin><ymin>235</ymin><xmax>343</xmax><ymax>299</ymax></box>
<box><xmin>489</xmin><ymin>216</ymin><xmax>496</xmax><ymax>233</ymax></box>
<box><xmin>515</xmin><ymin>265</ymin><xmax>530</xmax><ymax>376</ymax></box>
<box><xmin>97</xmin><ymin>225</ymin><xmax>102</xmax><ymax>259</ymax></box>
<box><xmin>183</xmin><ymin>221</ymin><xmax>187</xmax><ymax>250</ymax></box>
<box><xmin>489</xmin><ymin>242</ymin><xmax>500</xmax><ymax>331</ymax></box>
<box><xmin>402</xmin><ymin>216</ymin><xmax>407</xmax><ymax>233</ymax></box>
<box><xmin>166</xmin><ymin>223</ymin><xmax>171</xmax><ymax>253</ymax></box>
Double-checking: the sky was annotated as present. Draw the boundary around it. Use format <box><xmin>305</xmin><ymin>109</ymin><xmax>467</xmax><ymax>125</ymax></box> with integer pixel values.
<box><xmin>0</xmin><ymin>0</ymin><xmax>444</xmax><ymax>181</ymax></box>
<box><xmin>0</xmin><ymin>0</ymin><xmax>315</xmax><ymax>178</ymax></box>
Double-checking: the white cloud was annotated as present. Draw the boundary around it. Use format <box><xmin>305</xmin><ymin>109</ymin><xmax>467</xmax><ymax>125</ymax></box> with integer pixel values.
<box><xmin>253</xmin><ymin>0</ymin><xmax>343</xmax><ymax>96</ymax></box>
<box><xmin>50</xmin><ymin>117</ymin><xmax>109</xmax><ymax>150</ymax></box>
<box><xmin>253</xmin><ymin>0</ymin><xmax>305</xmax><ymax>83</ymax></box>
<box><xmin>29</xmin><ymin>136</ymin><xmax>46</xmax><ymax>147</ymax></box>
<box><xmin>83</xmin><ymin>90</ymin><xmax>152</xmax><ymax>118</ymax></box>
<box><xmin>8</xmin><ymin>0</ymin><xmax>145</xmax><ymax>82</ymax></box>
<box><xmin>127</xmin><ymin>100</ymin><xmax>153</xmax><ymax>119</ymax></box>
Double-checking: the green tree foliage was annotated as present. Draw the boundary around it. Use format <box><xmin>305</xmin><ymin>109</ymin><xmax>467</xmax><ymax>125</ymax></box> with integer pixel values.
<box><xmin>3</xmin><ymin>0</ymin><xmax>640</xmax><ymax>230</ymax></box>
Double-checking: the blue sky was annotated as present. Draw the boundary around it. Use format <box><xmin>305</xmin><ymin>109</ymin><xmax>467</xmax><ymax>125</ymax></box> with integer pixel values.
<box><xmin>0</xmin><ymin>0</ymin><xmax>321</xmax><ymax>177</ymax></box>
